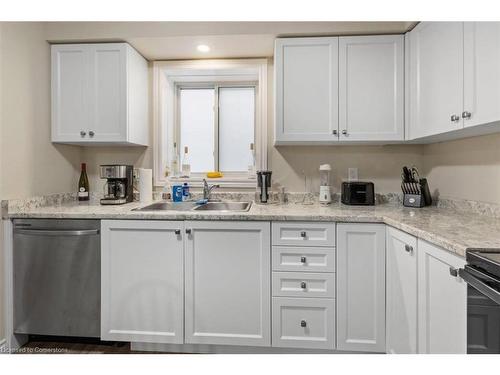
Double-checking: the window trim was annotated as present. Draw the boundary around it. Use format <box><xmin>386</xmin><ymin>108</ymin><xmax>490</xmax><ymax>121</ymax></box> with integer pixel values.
<box><xmin>153</xmin><ymin>59</ymin><xmax>268</xmax><ymax>188</ymax></box>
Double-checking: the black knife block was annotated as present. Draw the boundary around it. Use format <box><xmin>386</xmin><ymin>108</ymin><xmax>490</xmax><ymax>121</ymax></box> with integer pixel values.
<box><xmin>401</xmin><ymin>178</ymin><xmax>432</xmax><ymax>208</ymax></box>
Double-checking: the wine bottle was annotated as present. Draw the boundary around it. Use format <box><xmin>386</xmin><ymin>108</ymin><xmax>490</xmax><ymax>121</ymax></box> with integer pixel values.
<box><xmin>171</xmin><ymin>142</ymin><xmax>179</xmax><ymax>177</ymax></box>
<box><xmin>78</xmin><ymin>163</ymin><xmax>90</xmax><ymax>201</ymax></box>
<box><xmin>181</xmin><ymin>146</ymin><xmax>191</xmax><ymax>178</ymax></box>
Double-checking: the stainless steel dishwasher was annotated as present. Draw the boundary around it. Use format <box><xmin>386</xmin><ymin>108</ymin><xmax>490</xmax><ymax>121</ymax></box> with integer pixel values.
<box><xmin>13</xmin><ymin>219</ymin><xmax>100</xmax><ymax>338</ymax></box>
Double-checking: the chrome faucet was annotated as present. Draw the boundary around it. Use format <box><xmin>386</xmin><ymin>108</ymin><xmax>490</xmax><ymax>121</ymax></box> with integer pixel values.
<box><xmin>203</xmin><ymin>179</ymin><xmax>220</xmax><ymax>201</ymax></box>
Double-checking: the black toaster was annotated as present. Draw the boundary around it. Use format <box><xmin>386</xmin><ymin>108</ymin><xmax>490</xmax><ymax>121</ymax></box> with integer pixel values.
<box><xmin>341</xmin><ymin>181</ymin><xmax>375</xmax><ymax>206</ymax></box>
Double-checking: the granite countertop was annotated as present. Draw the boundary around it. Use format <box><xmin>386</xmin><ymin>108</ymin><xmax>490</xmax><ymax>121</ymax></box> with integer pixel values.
<box><xmin>5</xmin><ymin>197</ymin><xmax>500</xmax><ymax>258</ymax></box>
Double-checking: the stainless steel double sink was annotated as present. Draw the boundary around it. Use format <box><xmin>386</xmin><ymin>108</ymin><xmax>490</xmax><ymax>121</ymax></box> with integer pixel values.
<box><xmin>133</xmin><ymin>201</ymin><xmax>252</xmax><ymax>212</ymax></box>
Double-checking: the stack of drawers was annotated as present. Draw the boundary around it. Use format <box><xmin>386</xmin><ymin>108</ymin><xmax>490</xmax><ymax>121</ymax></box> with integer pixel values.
<box><xmin>271</xmin><ymin>221</ymin><xmax>336</xmax><ymax>350</ymax></box>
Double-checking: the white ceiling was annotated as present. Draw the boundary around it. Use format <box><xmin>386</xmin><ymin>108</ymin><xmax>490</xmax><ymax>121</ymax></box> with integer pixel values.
<box><xmin>46</xmin><ymin>21</ymin><xmax>417</xmax><ymax>60</ymax></box>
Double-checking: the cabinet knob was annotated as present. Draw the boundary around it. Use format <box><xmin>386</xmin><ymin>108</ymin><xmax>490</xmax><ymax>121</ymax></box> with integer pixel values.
<box><xmin>462</xmin><ymin>111</ymin><xmax>472</xmax><ymax>120</ymax></box>
<box><xmin>300</xmin><ymin>256</ymin><xmax>307</xmax><ymax>264</ymax></box>
<box><xmin>80</xmin><ymin>131</ymin><xmax>86</xmax><ymax>137</ymax></box>
<box><xmin>174</xmin><ymin>229</ymin><xmax>181</xmax><ymax>235</ymax></box>
<box><xmin>89</xmin><ymin>130</ymin><xmax>95</xmax><ymax>137</ymax></box>
<box><xmin>185</xmin><ymin>228</ymin><xmax>192</xmax><ymax>235</ymax></box>
<box><xmin>342</xmin><ymin>129</ymin><xmax>348</xmax><ymax>135</ymax></box>
<box><xmin>300</xmin><ymin>320</ymin><xmax>307</xmax><ymax>328</ymax></box>
<box><xmin>332</xmin><ymin>129</ymin><xmax>338</xmax><ymax>136</ymax></box>
<box><xmin>300</xmin><ymin>281</ymin><xmax>307</xmax><ymax>289</ymax></box>
<box><xmin>450</xmin><ymin>114</ymin><xmax>460</xmax><ymax>122</ymax></box>
<box><xmin>300</xmin><ymin>231</ymin><xmax>307</xmax><ymax>238</ymax></box>
<box><xmin>404</xmin><ymin>244</ymin><xmax>413</xmax><ymax>253</ymax></box>
<box><xmin>449</xmin><ymin>267</ymin><xmax>458</xmax><ymax>277</ymax></box>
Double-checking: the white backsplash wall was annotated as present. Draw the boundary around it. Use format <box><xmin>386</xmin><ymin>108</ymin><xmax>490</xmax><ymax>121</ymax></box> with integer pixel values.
<box><xmin>422</xmin><ymin>132</ymin><xmax>500</xmax><ymax>205</ymax></box>
<box><xmin>271</xmin><ymin>145</ymin><xmax>424</xmax><ymax>194</ymax></box>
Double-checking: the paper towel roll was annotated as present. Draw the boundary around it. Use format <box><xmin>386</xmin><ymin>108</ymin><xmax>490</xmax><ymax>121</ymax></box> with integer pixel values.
<box><xmin>138</xmin><ymin>168</ymin><xmax>153</xmax><ymax>203</ymax></box>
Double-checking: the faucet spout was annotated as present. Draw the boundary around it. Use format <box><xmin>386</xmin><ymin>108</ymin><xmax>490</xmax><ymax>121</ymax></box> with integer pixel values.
<box><xmin>203</xmin><ymin>179</ymin><xmax>220</xmax><ymax>201</ymax></box>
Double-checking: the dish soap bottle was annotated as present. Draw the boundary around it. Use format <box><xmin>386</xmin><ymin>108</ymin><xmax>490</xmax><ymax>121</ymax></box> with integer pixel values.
<box><xmin>181</xmin><ymin>146</ymin><xmax>191</xmax><ymax>178</ymax></box>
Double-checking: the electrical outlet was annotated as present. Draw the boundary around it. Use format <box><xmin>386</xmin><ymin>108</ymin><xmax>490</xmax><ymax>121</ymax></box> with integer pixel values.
<box><xmin>348</xmin><ymin>168</ymin><xmax>358</xmax><ymax>182</ymax></box>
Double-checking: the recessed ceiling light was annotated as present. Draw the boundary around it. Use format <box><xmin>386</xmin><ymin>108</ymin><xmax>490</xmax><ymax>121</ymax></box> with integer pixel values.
<box><xmin>197</xmin><ymin>44</ymin><xmax>210</xmax><ymax>53</ymax></box>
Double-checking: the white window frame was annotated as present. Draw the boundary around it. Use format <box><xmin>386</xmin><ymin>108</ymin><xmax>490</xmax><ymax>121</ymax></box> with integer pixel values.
<box><xmin>153</xmin><ymin>59</ymin><xmax>268</xmax><ymax>188</ymax></box>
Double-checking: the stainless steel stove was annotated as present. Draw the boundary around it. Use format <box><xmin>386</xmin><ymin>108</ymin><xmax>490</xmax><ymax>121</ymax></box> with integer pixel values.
<box><xmin>460</xmin><ymin>250</ymin><xmax>500</xmax><ymax>353</ymax></box>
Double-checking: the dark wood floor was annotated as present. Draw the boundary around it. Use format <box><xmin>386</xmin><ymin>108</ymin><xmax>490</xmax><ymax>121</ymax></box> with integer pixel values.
<box><xmin>18</xmin><ymin>336</ymin><xmax>136</xmax><ymax>354</ymax></box>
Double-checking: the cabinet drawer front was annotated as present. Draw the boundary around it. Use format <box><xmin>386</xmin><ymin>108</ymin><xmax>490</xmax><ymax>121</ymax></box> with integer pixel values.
<box><xmin>272</xmin><ymin>222</ymin><xmax>335</xmax><ymax>247</ymax></box>
<box><xmin>272</xmin><ymin>272</ymin><xmax>335</xmax><ymax>298</ymax></box>
<box><xmin>272</xmin><ymin>297</ymin><xmax>335</xmax><ymax>349</ymax></box>
<box><xmin>273</xmin><ymin>246</ymin><xmax>335</xmax><ymax>272</ymax></box>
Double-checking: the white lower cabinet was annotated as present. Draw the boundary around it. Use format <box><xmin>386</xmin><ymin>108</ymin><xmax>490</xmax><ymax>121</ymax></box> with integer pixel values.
<box><xmin>417</xmin><ymin>239</ymin><xmax>467</xmax><ymax>354</ymax></box>
<box><xmin>101</xmin><ymin>220</ymin><xmax>184</xmax><ymax>344</ymax></box>
<box><xmin>184</xmin><ymin>221</ymin><xmax>271</xmax><ymax>347</ymax></box>
<box><xmin>386</xmin><ymin>227</ymin><xmax>418</xmax><ymax>354</ymax></box>
<box><xmin>336</xmin><ymin>223</ymin><xmax>386</xmax><ymax>352</ymax></box>
<box><xmin>272</xmin><ymin>297</ymin><xmax>335</xmax><ymax>349</ymax></box>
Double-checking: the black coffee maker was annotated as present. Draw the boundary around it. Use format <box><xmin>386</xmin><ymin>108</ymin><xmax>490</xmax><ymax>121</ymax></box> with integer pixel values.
<box><xmin>100</xmin><ymin>165</ymin><xmax>134</xmax><ymax>205</ymax></box>
<box><xmin>257</xmin><ymin>171</ymin><xmax>272</xmax><ymax>203</ymax></box>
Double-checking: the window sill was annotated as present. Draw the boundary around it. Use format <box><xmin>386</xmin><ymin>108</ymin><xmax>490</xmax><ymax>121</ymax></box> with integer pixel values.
<box><xmin>164</xmin><ymin>176</ymin><xmax>257</xmax><ymax>189</ymax></box>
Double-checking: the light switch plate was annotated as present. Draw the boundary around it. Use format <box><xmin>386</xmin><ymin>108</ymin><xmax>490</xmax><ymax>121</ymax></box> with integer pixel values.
<box><xmin>348</xmin><ymin>168</ymin><xmax>358</xmax><ymax>182</ymax></box>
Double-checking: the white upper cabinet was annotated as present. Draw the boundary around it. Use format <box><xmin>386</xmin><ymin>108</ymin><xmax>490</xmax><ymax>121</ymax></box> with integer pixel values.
<box><xmin>407</xmin><ymin>21</ymin><xmax>500</xmax><ymax>141</ymax></box>
<box><xmin>274</xmin><ymin>37</ymin><xmax>339</xmax><ymax>144</ymax></box>
<box><xmin>386</xmin><ymin>227</ymin><xmax>418</xmax><ymax>354</ymax></box>
<box><xmin>184</xmin><ymin>221</ymin><xmax>271</xmax><ymax>347</ymax></box>
<box><xmin>52</xmin><ymin>43</ymin><xmax>148</xmax><ymax>146</ymax></box>
<box><xmin>417</xmin><ymin>239</ymin><xmax>467</xmax><ymax>354</ymax></box>
<box><xmin>339</xmin><ymin>35</ymin><xmax>404</xmax><ymax>141</ymax></box>
<box><xmin>336</xmin><ymin>223</ymin><xmax>386</xmax><ymax>353</ymax></box>
<box><xmin>463</xmin><ymin>22</ymin><xmax>500</xmax><ymax>128</ymax></box>
<box><xmin>408</xmin><ymin>22</ymin><xmax>464</xmax><ymax>139</ymax></box>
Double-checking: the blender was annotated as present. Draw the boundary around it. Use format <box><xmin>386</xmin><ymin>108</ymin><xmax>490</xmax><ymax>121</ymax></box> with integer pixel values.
<box><xmin>319</xmin><ymin>164</ymin><xmax>332</xmax><ymax>205</ymax></box>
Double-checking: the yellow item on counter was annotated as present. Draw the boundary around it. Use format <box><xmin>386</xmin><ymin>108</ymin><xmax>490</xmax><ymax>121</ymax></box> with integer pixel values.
<box><xmin>206</xmin><ymin>171</ymin><xmax>224</xmax><ymax>178</ymax></box>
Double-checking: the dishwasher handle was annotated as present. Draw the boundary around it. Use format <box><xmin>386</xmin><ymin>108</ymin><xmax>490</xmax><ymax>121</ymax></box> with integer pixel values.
<box><xmin>14</xmin><ymin>228</ymin><xmax>100</xmax><ymax>236</ymax></box>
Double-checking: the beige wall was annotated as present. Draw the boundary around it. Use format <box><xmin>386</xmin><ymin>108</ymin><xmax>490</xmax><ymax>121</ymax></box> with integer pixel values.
<box><xmin>422</xmin><ymin>132</ymin><xmax>500</xmax><ymax>204</ymax></box>
<box><xmin>0</xmin><ymin>22</ymin><xmax>82</xmax><ymax>344</ymax></box>
<box><xmin>0</xmin><ymin>22</ymin><xmax>82</xmax><ymax>200</ymax></box>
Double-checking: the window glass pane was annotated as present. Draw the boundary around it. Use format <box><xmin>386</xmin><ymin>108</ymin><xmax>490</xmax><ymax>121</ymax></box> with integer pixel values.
<box><xmin>179</xmin><ymin>88</ymin><xmax>215</xmax><ymax>173</ymax></box>
<box><xmin>218</xmin><ymin>87</ymin><xmax>255</xmax><ymax>172</ymax></box>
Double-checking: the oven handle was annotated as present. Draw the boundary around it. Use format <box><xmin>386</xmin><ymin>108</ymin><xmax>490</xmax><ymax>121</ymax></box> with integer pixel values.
<box><xmin>14</xmin><ymin>228</ymin><xmax>100</xmax><ymax>236</ymax></box>
<box><xmin>459</xmin><ymin>268</ymin><xmax>500</xmax><ymax>305</ymax></box>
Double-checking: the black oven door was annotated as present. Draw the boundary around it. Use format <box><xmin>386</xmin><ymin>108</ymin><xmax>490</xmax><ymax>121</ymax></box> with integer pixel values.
<box><xmin>459</xmin><ymin>266</ymin><xmax>500</xmax><ymax>353</ymax></box>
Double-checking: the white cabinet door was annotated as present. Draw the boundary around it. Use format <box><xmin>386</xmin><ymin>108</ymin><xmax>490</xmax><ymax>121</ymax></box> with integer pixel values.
<box><xmin>339</xmin><ymin>35</ymin><xmax>404</xmax><ymax>141</ymax></box>
<box><xmin>51</xmin><ymin>44</ymin><xmax>90</xmax><ymax>143</ymax></box>
<box><xmin>417</xmin><ymin>239</ymin><xmax>467</xmax><ymax>354</ymax></box>
<box><xmin>386</xmin><ymin>227</ymin><xmax>418</xmax><ymax>354</ymax></box>
<box><xmin>275</xmin><ymin>37</ymin><xmax>339</xmax><ymax>144</ymax></box>
<box><xmin>336</xmin><ymin>223</ymin><xmax>386</xmax><ymax>352</ymax></box>
<box><xmin>185</xmin><ymin>221</ymin><xmax>271</xmax><ymax>346</ymax></box>
<box><xmin>101</xmin><ymin>220</ymin><xmax>184</xmax><ymax>344</ymax></box>
<box><xmin>408</xmin><ymin>22</ymin><xmax>464</xmax><ymax>139</ymax></box>
<box><xmin>51</xmin><ymin>43</ymin><xmax>148</xmax><ymax>146</ymax></box>
<box><xmin>89</xmin><ymin>44</ymin><xmax>127</xmax><ymax>142</ymax></box>
<box><xmin>464</xmin><ymin>22</ymin><xmax>500</xmax><ymax>128</ymax></box>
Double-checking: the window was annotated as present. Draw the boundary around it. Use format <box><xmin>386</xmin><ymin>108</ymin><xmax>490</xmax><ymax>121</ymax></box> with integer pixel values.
<box><xmin>177</xmin><ymin>85</ymin><xmax>255</xmax><ymax>174</ymax></box>
<box><xmin>153</xmin><ymin>59</ymin><xmax>268</xmax><ymax>187</ymax></box>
